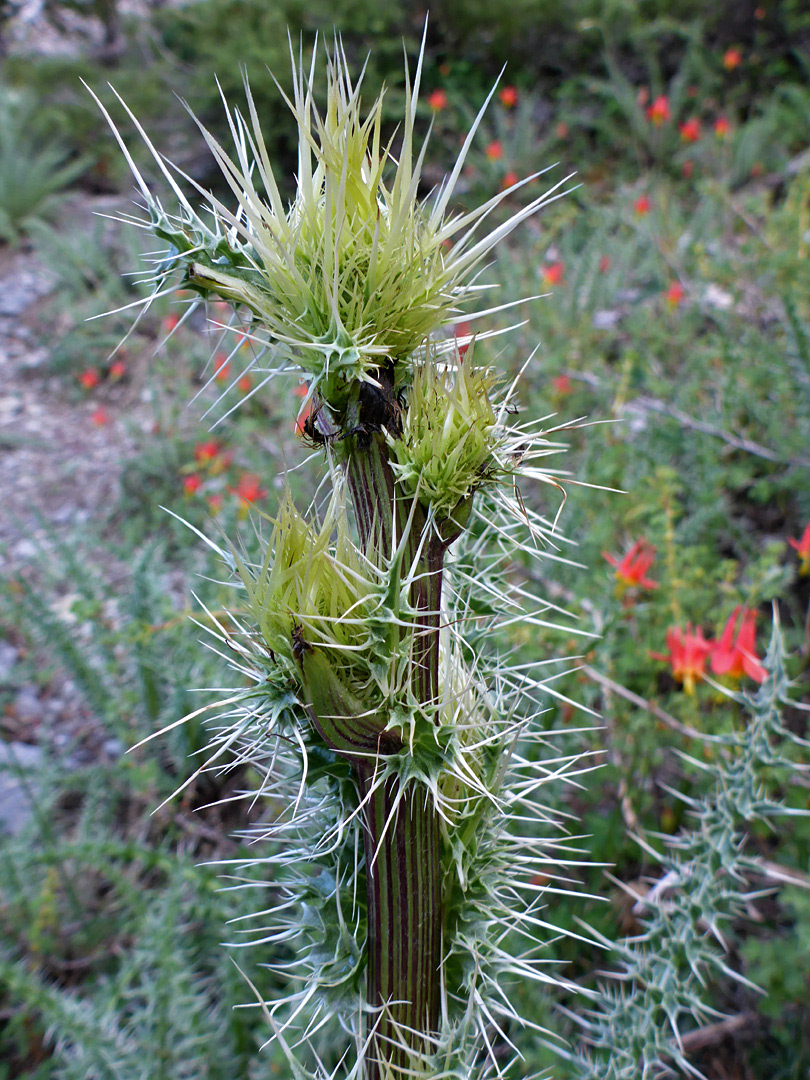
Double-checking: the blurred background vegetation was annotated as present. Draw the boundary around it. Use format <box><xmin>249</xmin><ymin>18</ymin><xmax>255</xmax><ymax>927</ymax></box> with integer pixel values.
<box><xmin>1</xmin><ymin>0</ymin><xmax>810</xmax><ymax>1076</ymax></box>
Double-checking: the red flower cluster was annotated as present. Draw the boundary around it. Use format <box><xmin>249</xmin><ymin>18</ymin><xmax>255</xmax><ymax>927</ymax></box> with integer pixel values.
<box><xmin>634</xmin><ymin>195</ymin><xmax>651</xmax><ymax>217</ymax></box>
<box><xmin>427</xmin><ymin>88</ymin><xmax>447</xmax><ymax>111</ymax></box>
<box><xmin>485</xmin><ymin>140</ymin><xmax>503</xmax><ymax>162</ymax></box>
<box><xmin>653</xmin><ymin>607</ymin><xmax>767</xmax><ymax>693</ymax></box>
<box><xmin>193</xmin><ymin>439</ymin><xmax>232</xmax><ymax>474</ymax></box>
<box><xmin>498</xmin><ymin>85</ymin><xmax>518</xmax><ymax>108</ymax></box>
<box><xmin>180</xmin><ymin>437</ymin><xmax>267</xmax><ymax>516</ymax></box>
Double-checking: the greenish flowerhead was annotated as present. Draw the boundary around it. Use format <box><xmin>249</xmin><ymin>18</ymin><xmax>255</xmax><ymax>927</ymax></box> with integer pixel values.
<box><xmin>389</xmin><ymin>343</ymin><xmax>499</xmax><ymax>523</ymax></box>
<box><xmin>89</xmin><ymin>33</ymin><xmax>571</xmax><ymax>423</ymax></box>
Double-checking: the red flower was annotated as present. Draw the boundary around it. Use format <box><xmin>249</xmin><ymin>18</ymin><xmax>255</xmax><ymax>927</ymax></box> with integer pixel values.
<box><xmin>788</xmin><ymin>520</ymin><xmax>810</xmax><ymax>575</ymax></box>
<box><xmin>455</xmin><ymin>321</ymin><xmax>473</xmax><ymax>358</ymax></box>
<box><xmin>682</xmin><ymin>161</ymin><xmax>694</xmax><ymax>179</ymax></box>
<box><xmin>498</xmin><ymin>85</ymin><xmax>518</xmax><ymax>108</ymax></box>
<box><xmin>194</xmin><ymin>439</ymin><xmax>224</xmax><ymax>465</ymax></box>
<box><xmin>500</xmin><ymin>170</ymin><xmax>519</xmax><ymax>191</ymax></box>
<box><xmin>231</xmin><ymin>472</ymin><xmax>267</xmax><ymax>507</ymax></box>
<box><xmin>634</xmin><ymin>195</ymin><xmax>651</xmax><ymax>217</ymax></box>
<box><xmin>714</xmin><ymin>116</ymin><xmax>731</xmax><ymax>138</ymax></box>
<box><xmin>665</xmin><ymin>282</ymin><xmax>686</xmax><ymax>308</ymax></box>
<box><xmin>485</xmin><ymin>140</ymin><xmax>503</xmax><ymax>161</ymax></box>
<box><xmin>679</xmin><ymin>118</ymin><xmax>701</xmax><ymax>143</ymax></box>
<box><xmin>542</xmin><ymin>261</ymin><xmax>564</xmax><ymax>287</ymax></box>
<box><xmin>551</xmin><ymin>374</ymin><xmax>572</xmax><ymax>395</ymax></box>
<box><xmin>90</xmin><ymin>406</ymin><xmax>110</xmax><ymax>426</ymax></box>
<box><xmin>237</xmin><ymin>373</ymin><xmax>253</xmax><ymax>394</ymax></box>
<box><xmin>207</xmin><ymin>493</ymin><xmax>224</xmax><ymax>514</ymax></box>
<box><xmin>295</xmin><ymin>402</ymin><xmax>312</xmax><ymax>436</ymax></box>
<box><xmin>427</xmin><ymin>88</ymin><xmax>448</xmax><ymax>111</ymax></box>
<box><xmin>652</xmin><ymin>625</ymin><xmax>712</xmax><ymax>694</ymax></box>
<box><xmin>79</xmin><ymin>368</ymin><xmax>101</xmax><ymax>390</ymax></box>
<box><xmin>162</xmin><ymin>313</ymin><xmax>180</xmax><ymax>334</ymax></box>
<box><xmin>599</xmin><ymin>255</ymin><xmax>611</xmax><ymax>273</ymax></box>
<box><xmin>602</xmin><ymin>539</ymin><xmax>658</xmax><ymax>590</ymax></box>
<box><xmin>109</xmin><ymin>359</ymin><xmax>127</xmax><ymax>380</ymax></box>
<box><xmin>723</xmin><ymin>47</ymin><xmax>742</xmax><ymax>70</ymax></box>
<box><xmin>183</xmin><ymin>473</ymin><xmax>203</xmax><ymax>495</ymax></box>
<box><xmin>711</xmin><ymin>606</ymin><xmax>767</xmax><ymax>683</ymax></box>
<box><xmin>555</xmin><ymin>122</ymin><xmax>569</xmax><ymax>139</ymax></box>
<box><xmin>213</xmin><ymin>353</ymin><xmax>230</xmax><ymax>383</ymax></box>
<box><xmin>646</xmin><ymin>95</ymin><xmax>671</xmax><ymax>126</ymax></box>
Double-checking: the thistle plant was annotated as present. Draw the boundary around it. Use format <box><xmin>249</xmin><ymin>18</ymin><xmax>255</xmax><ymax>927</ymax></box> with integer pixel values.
<box><xmin>92</xmin><ymin>34</ymin><xmax>588</xmax><ymax>1078</ymax></box>
<box><xmin>572</xmin><ymin>620</ymin><xmax>810</xmax><ymax>1079</ymax></box>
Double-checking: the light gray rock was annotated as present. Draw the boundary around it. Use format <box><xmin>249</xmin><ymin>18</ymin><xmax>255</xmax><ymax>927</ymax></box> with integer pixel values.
<box><xmin>0</xmin><ymin>641</ymin><xmax>19</xmax><ymax>682</ymax></box>
<box><xmin>0</xmin><ymin>740</ymin><xmax>44</xmax><ymax>835</ymax></box>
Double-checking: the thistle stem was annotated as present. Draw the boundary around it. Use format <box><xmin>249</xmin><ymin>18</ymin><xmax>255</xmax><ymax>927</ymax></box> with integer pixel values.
<box><xmin>341</xmin><ymin>425</ymin><xmax>445</xmax><ymax>1077</ymax></box>
<box><xmin>358</xmin><ymin>769</ymin><xmax>443</xmax><ymax>1079</ymax></box>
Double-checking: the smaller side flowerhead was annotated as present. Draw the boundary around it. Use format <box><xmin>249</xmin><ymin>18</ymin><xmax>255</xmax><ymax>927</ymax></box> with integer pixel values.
<box><xmin>388</xmin><ymin>345</ymin><xmax>498</xmax><ymax>524</ymax></box>
<box><xmin>602</xmin><ymin>538</ymin><xmax>658</xmax><ymax>591</ymax></box>
<box><xmin>710</xmin><ymin>606</ymin><xmax>767</xmax><ymax>683</ymax></box>
<box><xmin>652</xmin><ymin>624</ymin><xmax>711</xmax><ymax>694</ymax></box>
<box><xmin>788</xmin><ymin>520</ymin><xmax>810</xmax><ymax>575</ymax></box>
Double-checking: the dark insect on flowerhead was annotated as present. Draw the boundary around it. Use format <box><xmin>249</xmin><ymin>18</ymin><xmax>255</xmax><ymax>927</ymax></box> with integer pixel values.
<box><xmin>291</xmin><ymin>624</ymin><xmax>311</xmax><ymax>662</ymax></box>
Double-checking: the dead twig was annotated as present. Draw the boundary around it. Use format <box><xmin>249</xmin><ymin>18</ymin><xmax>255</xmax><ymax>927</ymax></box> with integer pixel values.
<box><xmin>583</xmin><ymin>664</ymin><xmax>706</xmax><ymax>742</ymax></box>
<box><xmin>678</xmin><ymin>1012</ymin><xmax>758</xmax><ymax>1054</ymax></box>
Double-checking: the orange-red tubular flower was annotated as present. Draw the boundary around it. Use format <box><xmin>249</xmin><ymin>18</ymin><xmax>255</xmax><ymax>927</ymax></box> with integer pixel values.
<box><xmin>652</xmin><ymin>625</ymin><xmax>712</xmax><ymax>694</ymax></box>
<box><xmin>602</xmin><ymin>539</ymin><xmax>658</xmax><ymax>590</ymax></box>
<box><xmin>711</xmin><ymin>606</ymin><xmax>767</xmax><ymax>683</ymax></box>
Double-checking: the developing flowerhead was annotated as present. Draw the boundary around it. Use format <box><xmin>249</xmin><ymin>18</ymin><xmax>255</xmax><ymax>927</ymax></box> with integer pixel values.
<box><xmin>388</xmin><ymin>344</ymin><xmax>498</xmax><ymax>523</ymax></box>
<box><xmin>238</xmin><ymin>493</ymin><xmax>382</xmax><ymax>701</ymax></box>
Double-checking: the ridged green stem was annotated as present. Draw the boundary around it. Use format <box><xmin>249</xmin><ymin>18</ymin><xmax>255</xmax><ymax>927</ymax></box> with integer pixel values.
<box><xmin>342</xmin><ymin>427</ymin><xmax>445</xmax><ymax>1079</ymax></box>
